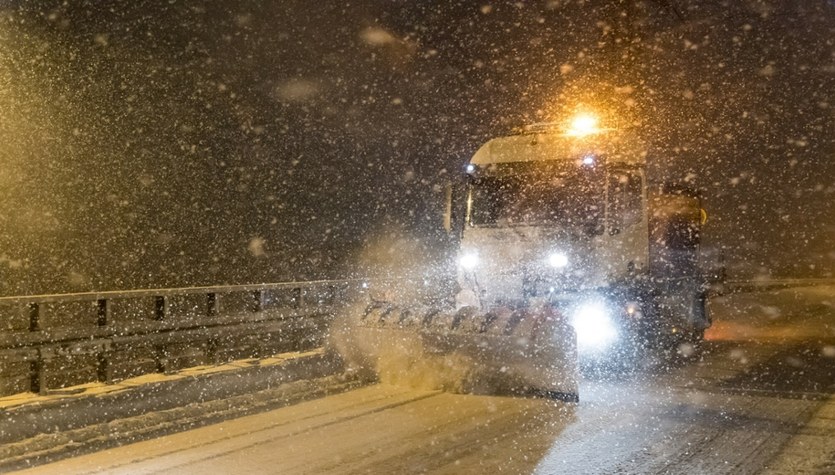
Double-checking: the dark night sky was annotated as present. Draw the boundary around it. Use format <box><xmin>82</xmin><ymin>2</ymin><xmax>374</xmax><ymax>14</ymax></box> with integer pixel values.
<box><xmin>0</xmin><ymin>0</ymin><xmax>832</xmax><ymax>295</ymax></box>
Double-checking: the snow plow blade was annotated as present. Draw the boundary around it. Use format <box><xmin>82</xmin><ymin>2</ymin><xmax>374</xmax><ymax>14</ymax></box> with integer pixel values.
<box><xmin>330</xmin><ymin>301</ymin><xmax>579</xmax><ymax>402</ymax></box>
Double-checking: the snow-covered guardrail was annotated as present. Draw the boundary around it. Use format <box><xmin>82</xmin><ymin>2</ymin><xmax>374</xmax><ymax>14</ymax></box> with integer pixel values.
<box><xmin>0</xmin><ymin>280</ymin><xmax>365</xmax><ymax>398</ymax></box>
<box><xmin>7</xmin><ymin>274</ymin><xmax>824</xmax><ymax>398</ymax></box>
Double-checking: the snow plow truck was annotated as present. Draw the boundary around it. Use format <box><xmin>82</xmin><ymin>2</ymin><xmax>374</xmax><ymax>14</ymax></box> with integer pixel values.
<box><xmin>332</xmin><ymin>113</ymin><xmax>710</xmax><ymax>402</ymax></box>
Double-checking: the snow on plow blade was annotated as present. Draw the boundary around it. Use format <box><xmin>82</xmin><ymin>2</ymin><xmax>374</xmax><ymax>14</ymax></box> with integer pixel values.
<box><xmin>330</xmin><ymin>302</ymin><xmax>579</xmax><ymax>402</ymax></box>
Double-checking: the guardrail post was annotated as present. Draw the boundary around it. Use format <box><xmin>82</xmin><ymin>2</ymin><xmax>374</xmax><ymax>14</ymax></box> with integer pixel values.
<box><xmin>28</xmin><ymin>303</ymin><xmax>40</xmax><ymax>332</ymax></box>
<box><xmin>29</xmin><ymin>360</ymin><xmax>41</xmax><ymax>394</ymax></box>
<box><xmin>154</xmin><ymin>344</ymin><xmax>169</xmax><ymax>374</ymax></box>
<box><xmin>97</xmin><ymin>299</ymin><xmax>111</xmax><ymax>326</ymax></box>
<box><xmin>206</xmin><ymin>338</ymin><xmax>219</xmax><ymax>364</ymax></box>
<box><xmin>30</xmin><ymin>349</ymin><xmax>52</xmax><ymax>395</ymax></box>
<box><xmin>97</xmin><ymin>348</ymin><xmax>113</xmax><ymax>384</ymax></box>
<box><xmin>292</xmin><ymin>288</ymin><xmax>303</xmax><ymax>309</ymax></box>
<box><xmin>326</xmin><ymin>284</ymin><xmax>337</xmax><ymax>305</ymax></box>
<box><xmin>154</xmin><ymin>296</ymin><xmax>168</xmax><ymax>321</ymax></box>
<box><xmin>253</xmin><ymin>290</ymin><xmax>264</xmax><ymax>312</ymax></box>
<box><xmin>207</xmin><ymin>292</ymin><xmax>219</xmax><ymax>317</ymax></box>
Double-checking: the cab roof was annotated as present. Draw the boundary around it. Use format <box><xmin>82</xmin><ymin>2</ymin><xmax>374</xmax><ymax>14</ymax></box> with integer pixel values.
<box><xmin>470</xmin><ymin>128</ymin><xmax>647</xmax><ymax>167</ymax></box>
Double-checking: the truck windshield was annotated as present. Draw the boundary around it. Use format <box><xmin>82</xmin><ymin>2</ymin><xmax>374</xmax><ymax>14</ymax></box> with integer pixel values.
<box><xmin>468</xmin><ymin>162</ymin><xmax>604</xmax><ymax>229</ymax></box>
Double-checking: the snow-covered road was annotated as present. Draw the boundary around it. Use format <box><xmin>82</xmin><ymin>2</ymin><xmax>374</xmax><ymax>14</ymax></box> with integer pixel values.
<box><xmin>12</xmin><ymin>287</ymin><xmax>835</xmax><ymax>474</ymax></box>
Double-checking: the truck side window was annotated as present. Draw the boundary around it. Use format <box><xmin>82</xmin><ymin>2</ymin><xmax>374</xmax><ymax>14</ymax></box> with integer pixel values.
<box><xmin>607</xmin><ymin>171</ymin><xmax>642</xmax><ymax>232</ymax></box>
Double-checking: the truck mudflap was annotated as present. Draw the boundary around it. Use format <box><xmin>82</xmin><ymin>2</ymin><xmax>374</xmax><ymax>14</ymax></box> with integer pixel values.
<box><xmin>329</xmin><ymin>301</ymin><xmax>579</xmax><ymax>402</ymax></box>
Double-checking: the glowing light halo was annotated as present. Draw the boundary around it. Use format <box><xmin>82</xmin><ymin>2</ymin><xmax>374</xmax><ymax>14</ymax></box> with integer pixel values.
<box><xmin>459</xmin><ymin>252</ymin><xmax>480</xmax><ymax>270</ymax></box>
<box><xmin>547</xmin><ymin>252</ymin><xmax>569</xmax><ymax>268</ymax></box>
<box><xmin>565</xmin><ymin>113</ymin><xmax>601</xmax><ymax>137</ymax></box>
<box><xmin>569</xmin><ymin>301</ymin><xmax>619</xmax><ymax>353</ymax></box>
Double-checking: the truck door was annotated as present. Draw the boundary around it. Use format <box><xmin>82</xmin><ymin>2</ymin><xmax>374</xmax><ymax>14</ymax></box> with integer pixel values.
<box><xmin>606</xmin><ymin>169</ymin><xmax>643</xmax><ymax>235</ymax></box>
<box><xmin>605</xmin><ymin>168</ymin><xmax>648</xmax><ymax>275</ymax></box>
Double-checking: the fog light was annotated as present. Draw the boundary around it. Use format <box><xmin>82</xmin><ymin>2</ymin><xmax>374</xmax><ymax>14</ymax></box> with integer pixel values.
<box><xmin>548</xmin><ymin>252</ymin><xmax>569</xmax><ymax>268</ymax></box>
<box><xmin>459</xmin><ymin>252</ymin><xmax>480</xmax><ymax>270</ymax></box>
<box><xmin>570</xmin><ymin>301</ymin><xmax>619</xmax><ymax>353</ymax></box>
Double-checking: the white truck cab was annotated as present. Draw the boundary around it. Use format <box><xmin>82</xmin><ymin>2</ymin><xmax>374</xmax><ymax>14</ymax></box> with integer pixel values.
<box><xmin>452</xmin><ymin>117</ymin><xmax>709</xmax><ymax>355</ymax></box>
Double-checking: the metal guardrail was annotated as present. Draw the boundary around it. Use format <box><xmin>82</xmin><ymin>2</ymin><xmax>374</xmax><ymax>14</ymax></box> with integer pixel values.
<box><xmin>3</xmin><ymin>275</ymin><xmax>828</xmax><ymax>398</ymax></box>
<box><xmin>723</xmin><ymin>278</ymin><xmax>835</xmax><ymax>293</ymax></box>
<box><xmin>0</xmin><ymin>280</ymin><xmax>366</xmax><ymax>398</ymax></box>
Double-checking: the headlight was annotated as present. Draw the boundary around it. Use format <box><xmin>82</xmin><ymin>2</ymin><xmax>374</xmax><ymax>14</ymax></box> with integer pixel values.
<box><xmin>547</xmin><ymin>252</ymin><xmax>569</xmax><ymax>268</ymax></box>
<box><xmin>459</xmin><ymin>252</ymin><xmax>480</xmax><ymax>270</ymax></box>
<box><xmin>569</xmin><ymin>301</ymin><xmax>619</xmax><ymax>353</ymax></box>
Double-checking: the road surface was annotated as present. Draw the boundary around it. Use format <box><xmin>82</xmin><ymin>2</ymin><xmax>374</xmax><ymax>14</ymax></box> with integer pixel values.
<box><xmin>12</xmin><ymin>286</ymin><xmax>835</xmax><ymax>474</ymax></box>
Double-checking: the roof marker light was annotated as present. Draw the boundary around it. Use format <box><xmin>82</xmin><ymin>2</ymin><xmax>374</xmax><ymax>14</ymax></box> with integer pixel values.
<box><xmin>566</xmin><ymin>113</ymin><xmax>601</xmax><ymax>137</ymax></box>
